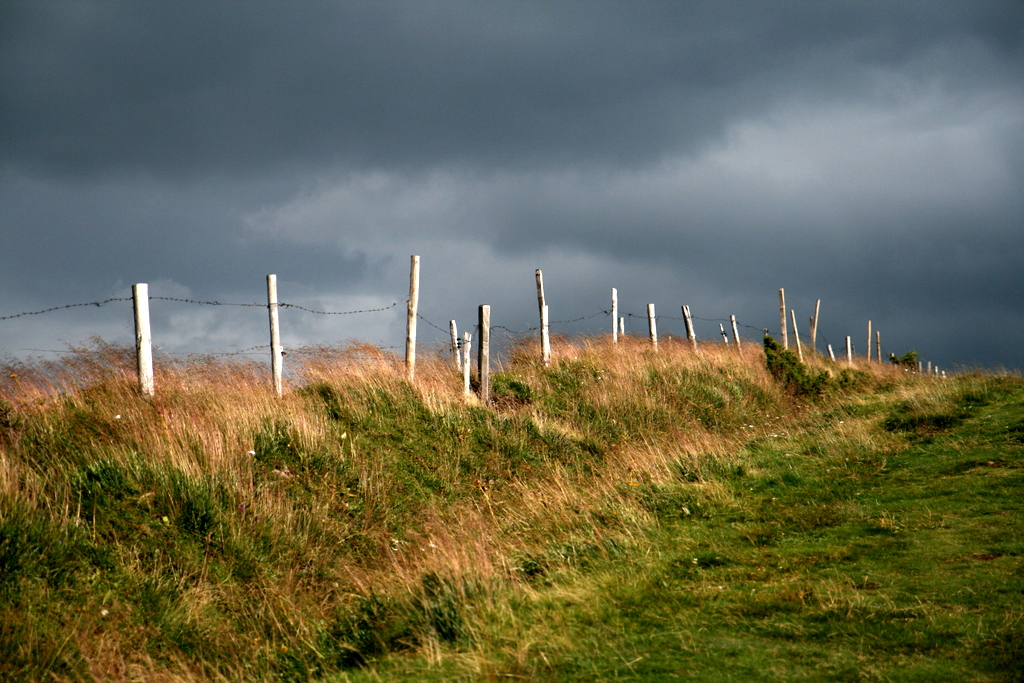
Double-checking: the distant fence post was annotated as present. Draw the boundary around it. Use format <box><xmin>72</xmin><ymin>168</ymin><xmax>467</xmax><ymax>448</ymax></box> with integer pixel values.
<box><xmin>450</xmin><ymin>320</ymin><xmax>460</xmax><ymax>371</ymax></box>
<box><xmin>779</xmin><ymin>288</ymin><xmax>788</xmax><ymax>349</ymax></box>
<box><xmin>647</xmin><ymin>304</ymin><xmax>658</xmax><ymax>349</ymax></box>
<box><xmin>866</xmin><ymin>320</ymin><xmax>872</xmax><ymax>362</ymax></box>
<box><xmin>406</xmin><ymin>255</ymin><xmax>420</xmax><ymax>382</ymax></box>
<box><xmin>462</xmin><ymin>331</ymin><xmax>472</xmax><ymax>396</ymax></box>
<box><xmin>132</xmin><ymin>283</ymin><xmax>154</xmax><ymax>398</ymax></box>
<box><xmin>730</xmin><ymin>314</ymin><xmax>741</xmax><ymax>349</ymax></box>
<box><xmin>876</xmin><ymin>330</ymin><xmax>882</xmax><ymax>363</ymax></box>
<box><xmin>478</xmin><ymin>305</ymin><xmax>491</xmax><ymax>403</ymax></box>
<box><xmin>790</xmin><ymin>310</ymin><xmax>803</xmax><ymax>362</ymax></box>
<box><xmin>810</xmin><ymin>299</ymin><xmax>821</xmax><ymax>355</ymax></box>
<box><xmin>845</xmin><ymin>336</ymin><xmax>853</xmax><ymax>365</ymax></box>
<box><xmin>266</xmin><ymin>274</ymin><xmax>283</xmax><ymax>397</ymax></box>
<box><xmin>618</xmin><ymin>317</ymin><xmax>625</xmax><ymax>336</ymax></box>
<box><xmin>535</xmin><ymin>269</ymin><xmax>550</xmax><ymax>365</ymax></box>
<box><xmin>719</xmin><ymin>323</ymin><xmax>728</xmax><ymax>344</ymax></box>
<box><xmin>682</xmin><ymin>305</ymin><xmax>697</xmax><ymax>349</ymax></box>
<box><xmin>611</xmin><ymin>288</ymin><xmax>618</xmax><ymax>343</ymax></box>
<box><xmin>827</xmin><ymin>344</ymin><xmax>836</xmax><ymax>361</ymax></box>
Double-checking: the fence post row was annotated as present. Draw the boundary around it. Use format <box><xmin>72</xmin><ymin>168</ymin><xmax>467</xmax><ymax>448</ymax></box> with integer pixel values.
<box><xmin>132</xmin><ymin>283</ymin><xmax>154</xmax><ymax>398</ymax></box>
<box><xmin>267</xmin><ymin>274</ymin><xmax>283</xmax><ymax>398</ymax></box>
<box><xmin>478</xmin><ymin>305</ymin><xmax>491</xmax><ymax>403</ymax></box>
<box><xmin>406</xmin><ymin>255</ymin><xmax>420</xmax><ymax>382</ymax></box>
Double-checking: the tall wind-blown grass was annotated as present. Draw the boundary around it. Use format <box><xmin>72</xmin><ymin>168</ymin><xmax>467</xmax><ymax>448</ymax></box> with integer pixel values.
<box><xmin>0</xmin><ymin>336</ymin><xmax>977</xmax><ymax>680</ymax></box>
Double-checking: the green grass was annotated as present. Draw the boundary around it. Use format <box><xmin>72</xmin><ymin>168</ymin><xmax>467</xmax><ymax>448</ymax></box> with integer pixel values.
<box><xmin>0</xmin><ymin>341</ymin><xmax>1020</xmax><ymax>681</ymax></box>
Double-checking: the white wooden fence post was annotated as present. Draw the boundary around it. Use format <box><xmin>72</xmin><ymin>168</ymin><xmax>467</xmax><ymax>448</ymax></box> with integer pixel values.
<box><xmin>132</xmin><ymin>283</ymin><xmax>154</xmax><ymax>398</ymax></box>
<box><xmin>779</xmin><ymin>288</ymin><xmax>788</xmax><ymax>349</ymax></box>
<box><xmin>267</xmin><ymin>274</ymin><xmax>283</xmax><ymax>397</ymax></box>
<box><xmin>827</xmin><ymin>344</ymin><xmax>836</xmax><ymax>361</ymax></box>
<box><xmin>535</xmin><ymin>269</ymin><xmax>550</xmax><ymax>365</ymax></box>
<box><xmin>406</xmin><ymin>255</ymin><xmax>420</xmax><ymax>382</ymax></box>
<box><xmin>790</xmin><ymin>310</ymin><xmax>803</xmax><ymax>362</ymax></box>
<box><xmin>611</xmin><ymin>288</ymin><xmax>618</xmax><ymax>343</ymax></box>
<box><xmin>450</xmin><ymin>320</ymin><xmax>460</xmax><ymax>371</ymax></box>
<box><xmin>876</xmin><ymin>330</ymin><xmax>882</xmax><ymax>363</ymax></box>
<box><xmin>619</xmin><ymin>317</ymin><xmax>625</xmax><ymax>336</ymax></box>
<box><xmin>647</xmin><ymin>304</ymin><xmax>658</xmax><ymax>349</ymax></box>
<box><xmin>462</xmin><ymin>331</ymin><xmax>472</xmax><ymax>396</ymax></box>
<box><xmin>810</xmin><ymin>299</ymin><xmax>821</xmax><ymax>355</ymax></box>
<box><xmin>845</xmin><ymin>336</ymin><xmax>853</xmax><ymax>365</ymax></box>
<box><xmin>866</xmin><ymin>320</ymin><xmax>872</xmax><ymax>362</ymax></box>
<box><xmin>682</xmin><ymin>305</ymin><xmax>697</xmax><ymax>349</ymax></box>
<box><xmin>719</xmin><ymin>323</ymin><xmax>728</xmax><ymax>344</ymax></box>
<box><xmin>478</xmin><ymin>305</ymin><xmax>491</xmax><ymax>403</ymax></box>
<box><xmin>730</xmin><ymin>314</ymin><xmax>741</xmax><ymax>349</ymax></box>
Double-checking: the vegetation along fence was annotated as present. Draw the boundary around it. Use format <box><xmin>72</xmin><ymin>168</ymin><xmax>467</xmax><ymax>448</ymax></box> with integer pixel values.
<box><xmin>1</xmin><ymin>255</ymin><xmax>945</xmax><ymax>401</ymax></box>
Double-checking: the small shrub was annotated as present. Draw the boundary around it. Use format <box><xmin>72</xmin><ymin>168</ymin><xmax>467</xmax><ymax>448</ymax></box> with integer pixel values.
<box><xmin>763</xmin><ymin>335</ymin><xmax>830</xmax><ymax>398</ymax></box>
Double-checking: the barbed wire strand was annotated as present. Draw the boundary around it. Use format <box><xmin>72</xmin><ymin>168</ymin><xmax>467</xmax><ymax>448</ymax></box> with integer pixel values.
<box><xmin>0</xmin><ymin>297</ymin><xmax>132</xmax><ymax>321</ymax></box>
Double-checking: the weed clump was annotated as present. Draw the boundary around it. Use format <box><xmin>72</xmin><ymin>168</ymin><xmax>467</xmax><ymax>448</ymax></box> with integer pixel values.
<box><xmin>763</xmin><ymin>335</ymin><xmax>830</xmax><ymax>398</ymax></box>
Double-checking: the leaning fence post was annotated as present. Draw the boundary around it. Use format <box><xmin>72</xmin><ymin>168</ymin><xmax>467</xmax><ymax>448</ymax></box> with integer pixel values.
<box><xmin>611</xmin><ymin>288</ymin><xmax>618</xmax><ymax>343</ymax></box>
<box><xmin>790</xmin><ymin>310</ymin><xmax>803</xmax><ymax>362</ymax></box>
<box><xmin>719</xmin><ymin>323</ymin><xmax>729</xmax><ymax>344</ymax></box>
<box><xmin>478</xmin><ymin>305</ymin><xmax>491</xmax><ymax>403</ymax></box>
<box><xmin>730</xmin><ymin>314</ymin><xmax>741</xmax><ymax>349</ymax></box>
<box><xmin>266</xmin><ymin>275</ymin><xmax>283</xmax><ymax>397</ymax></box>
<box><xmin>647</xmin><ymin>304</ymin><xmax>658</xmax><ymax>349</ymax></box>
<box><xmin>535</xmin><ymin>269</ymin><xmax>550</xmax><ymax>365</ymax></box>
<box><xmin>827</xmin><ymin>344</ymin><xmax>836</xmax><ymax>361</ymax></box>
<box><xmin>132</xmin><ymin>283</ymin><xmax>154</xmax><ymax>398</ymax></box>
<box><xmin>406</xmin><ymin>255</ymin><xmax>420</xmax><ymax>382</ymax></box>
<box><xmin>779</xmin><ymin>288</ymin><xmax>788</xmax><ymax>349</ymax></box>
<box><xmin>810</xmin><ymin>299</ymin><xmax>821</xmax><ymax>355</ymax></box>
<box><xmin>450</xmin><ymin>320</ymin><xmax>460</xmax><ymax>371</ymax></box>
<box><xmin>682</xmin><ymin>305</ymin><xmax>697</xmax><ymax>349</ymax></box>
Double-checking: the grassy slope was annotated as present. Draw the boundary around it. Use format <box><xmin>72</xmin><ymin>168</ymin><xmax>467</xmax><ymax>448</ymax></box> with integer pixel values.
<box><xmin>0</xmin><ymin>340</ymin><xmax>1021</xmax><ymax>681</ymax></box>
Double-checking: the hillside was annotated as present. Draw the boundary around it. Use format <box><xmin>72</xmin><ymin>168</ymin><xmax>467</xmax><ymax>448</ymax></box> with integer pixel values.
<box><xmin>0</xmin><ymin>338</ymin><xmax>1021</xmax><ymax>681</ymax></box>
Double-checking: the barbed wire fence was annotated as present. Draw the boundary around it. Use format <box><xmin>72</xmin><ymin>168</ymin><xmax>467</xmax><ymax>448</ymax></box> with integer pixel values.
<box><xmin>0</xmin><ymin>262</ymin><xmax>939</xmax><ymax>399</ymax></box>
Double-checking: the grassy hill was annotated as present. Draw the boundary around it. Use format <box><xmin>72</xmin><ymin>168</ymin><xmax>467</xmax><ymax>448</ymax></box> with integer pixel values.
<box><xmin>0</xmin><ymin>338</ymin><xmax>1021</xmax><ymax>681</ymax></box>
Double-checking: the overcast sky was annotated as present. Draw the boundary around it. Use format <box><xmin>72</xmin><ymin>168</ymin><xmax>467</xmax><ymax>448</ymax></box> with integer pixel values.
<box><xmin>2</xmin><ymin>1</ymin><xmax>1022</xmax><ymax>371</ymax></box>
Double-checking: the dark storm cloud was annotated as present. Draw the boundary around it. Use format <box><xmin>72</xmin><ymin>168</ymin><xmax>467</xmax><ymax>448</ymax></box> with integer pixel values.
<box><xmin>1</xmin><ymin>1</ymin><xmax>1022</xmax><ymax>370</ymax></box>
<box><xmin>3</xmin><ymin>1</ymin><xmax>1020</xmax><ymax>178</ymax></box>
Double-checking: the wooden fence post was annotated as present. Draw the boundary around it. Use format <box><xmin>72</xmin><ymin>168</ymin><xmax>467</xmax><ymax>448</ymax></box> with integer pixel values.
<box><xmin>876</xmin><ymin>330</ymin><xmax>882</xmax><ymax>363</ymax></box>
<box><xmin>719</xmin><ymin>323</ymin><xmax>728</xmax><ymax>344</ymax></box>
<box><xmin>478</xmin><ymin>305</ymin><xmax>491</xmax><ymax>403</ymax></box>
<box><xmin>866</xmin><ymin>320</ymin><xmax>872</xmax><ymax>362</ymax></box>
<box><xmin>730</xmin><ymin>314</ymin><xmax>741</xmax><ymax>349</ymax></box>
<box><xmin>132</xmin><ymin>283</ymin><xmax>154</xmax><ymax>398</ymax></box>
<box><xmin>846</xmin><ymin>336</ymin><xmax>853</xmax><ymax>364</ymax></box>
<box><xmin>790</xmin><ymin>310</ymin><xmax>803</xmax><ymax>362</ymax></box>
<box><xmin>827</xmin><ymin>344</ymin><xmax>836</xmax><ymax>361</ymax></box>
<box><xmin>450</xmin><ymin>320</ymin><xmax>460</xmax><ymax>371</ymax></box>
<box><xmin>266</xmin><ymin>275</ymin><xmax>283</xmax><ymax>397</ymax></box>
<box><xmin>406</xmin><ymin>255</ymin><xmax>420</xmax><ymax>382</ymax></box>
<box><xmin>611</xmin><ymin>288</ymin><xmax>618</xmax><ymax>343</ymax></box>
<box><xmin>647</xmin><ymin>304</ymin><xmax>658</xmax><ymax>349</ymax></box>
<box><xmin>779</xmin><ymin>288</ymin><xmax>788</xmax><ymax>349</ymax></box>
<box><xmin>810</xmin><ymin>299</ymin><xmax>821</xmax><ymax>354</ymax></box>
<box><xmin>535</xmin><ymin>269</ymin><xmax>550</xmax><ymax>365</ymax></box>
<box><xmin>462</xmin><ymin>331</ymin><xmax>472</xmax><ymax>396</ymax></box>
<box><xmin>618</xmin><ymin>317</ymin><xmax>625</xmax><ymax>336</ymax></box>
<box><xmin>682</xmin><ymin>305</ymin><xmax>697</xmax><ymax>349</ymax></box>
